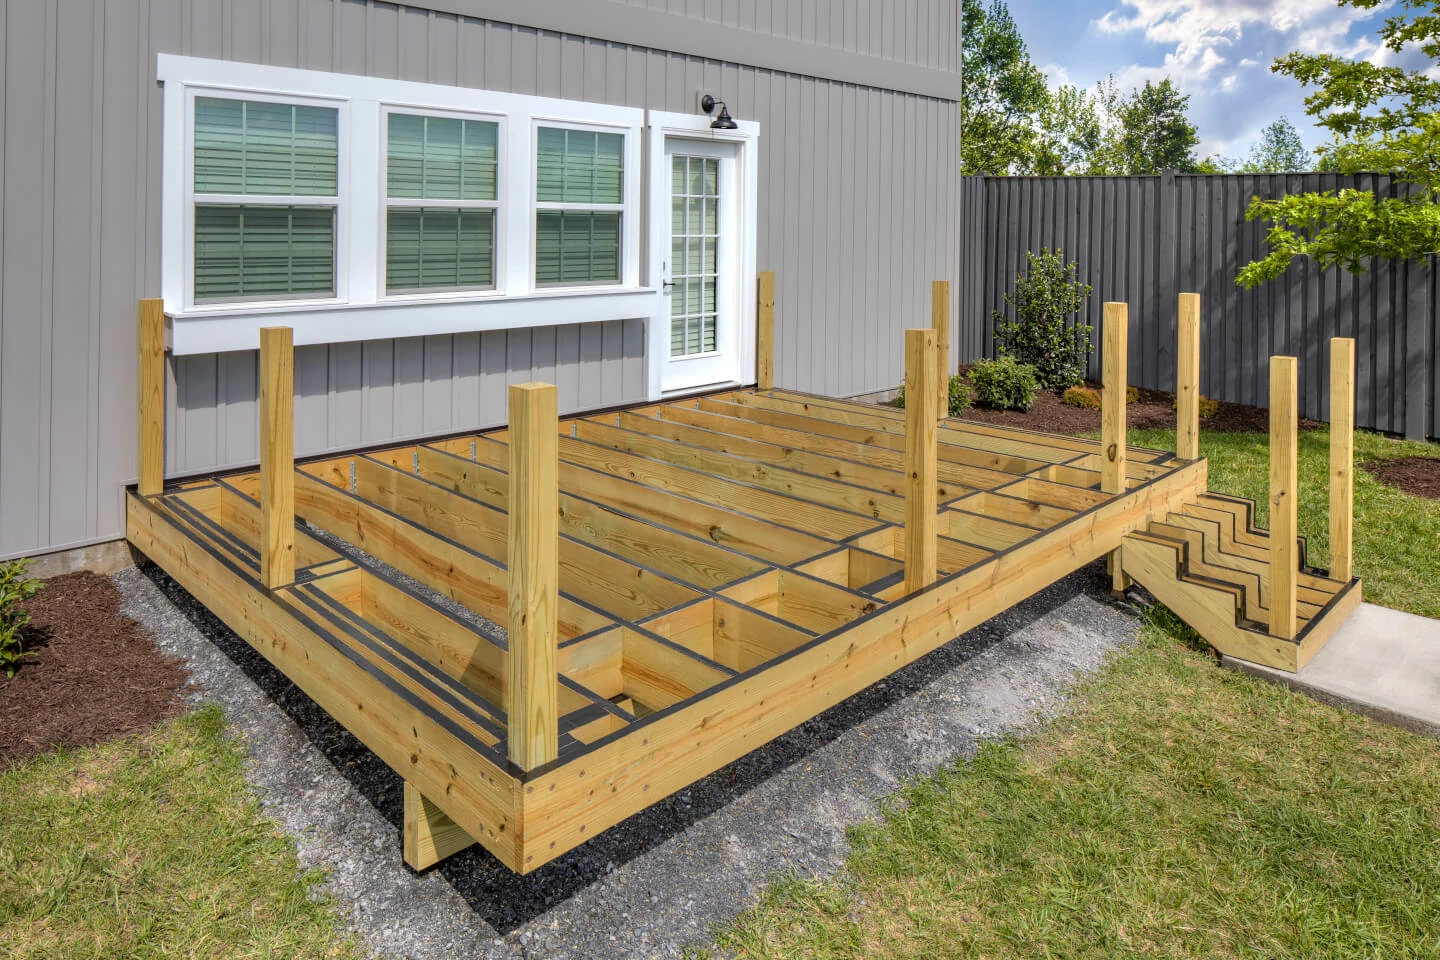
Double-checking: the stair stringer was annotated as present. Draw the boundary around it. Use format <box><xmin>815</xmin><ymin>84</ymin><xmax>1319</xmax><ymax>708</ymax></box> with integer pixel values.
<box><xmin>1121</xmin><ymin>532</ymin><xmax>1305</xmax><ymax>671</ymax></box>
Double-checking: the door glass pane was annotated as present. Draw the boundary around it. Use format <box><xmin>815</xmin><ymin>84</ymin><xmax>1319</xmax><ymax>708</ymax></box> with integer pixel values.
<box><xmin>669</xmin><ymin>152</ymin><xmax>722</xmax><ymax>358</ymax></box>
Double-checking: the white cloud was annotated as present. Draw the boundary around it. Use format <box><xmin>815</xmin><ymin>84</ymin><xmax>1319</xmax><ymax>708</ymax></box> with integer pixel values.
<box><xmin>1039</xmin><ymin>62</ymin><xmax>1074</xmax><ymax>87</ymax></box>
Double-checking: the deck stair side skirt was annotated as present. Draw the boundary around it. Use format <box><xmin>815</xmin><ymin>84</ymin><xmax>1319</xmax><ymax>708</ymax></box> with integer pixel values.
<box><xmin>126</xmin><ymin>295</ymin><xmax>1362</xmax><ymax>874</ymax></box>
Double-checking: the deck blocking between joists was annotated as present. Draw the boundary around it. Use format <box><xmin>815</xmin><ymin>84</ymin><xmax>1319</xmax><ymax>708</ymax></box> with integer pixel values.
<box><xmin>127</xmin><ymin>385</ymin><xmax>1225</xmax><ymax>873</ymax></box>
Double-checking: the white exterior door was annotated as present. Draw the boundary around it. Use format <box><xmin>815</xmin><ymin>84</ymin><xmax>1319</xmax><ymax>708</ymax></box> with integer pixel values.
<box><xmin>659</xmin><ymin>138</ymin><xmax>743</xmax><ymax>393</ymax></box>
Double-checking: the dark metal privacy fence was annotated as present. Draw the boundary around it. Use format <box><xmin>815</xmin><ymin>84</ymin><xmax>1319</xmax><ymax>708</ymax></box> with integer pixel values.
<box><xmin>960</xmin><ymin>172</ymin><xmax>1439</xmax><ymax>440</ymax></box>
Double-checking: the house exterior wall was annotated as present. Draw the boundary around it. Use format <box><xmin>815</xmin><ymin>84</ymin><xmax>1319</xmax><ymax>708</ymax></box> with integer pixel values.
<box><xmin>0</xmin><ymin>0</ymin><xmax>962</xmax><ymax>560</ymax></box>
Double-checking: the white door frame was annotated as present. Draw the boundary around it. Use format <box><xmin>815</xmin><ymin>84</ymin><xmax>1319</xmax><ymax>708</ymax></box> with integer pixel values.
<box><xmin>644</xmin><ymin>110</ymin><xmax>760</xmax><ymax>400</ymax></box>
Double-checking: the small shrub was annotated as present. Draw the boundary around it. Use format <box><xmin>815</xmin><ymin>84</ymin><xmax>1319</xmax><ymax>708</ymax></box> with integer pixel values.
<box><xmin>1127</xmin><ymin>385</ymin><xmax>1141</xmax><ymax>404</ymax></box>
<box><xmin>894</xmin><ymin>374</ymin><xmax>973</xmax><ymax>418</ymax></box>
<box><xmin>970</xmin><ymin>357</ymin><xmax>1039</xmax><ymax>412</ymax></box>
<box><xmin>1063</xmin><ymin>386</ymin><xmax>1101</xmax><ymax>410</ymax></box>
<box><xmin>0</xmin><ymin>557</ymin><xmax>43</xmax><ymax>677</ymax></box>
<box><xmin>994</xmin><ymin>248</ymin><xmax>1093</xmax><ymax>391</ymax></box>
<box><xmin>1171</xmin><ymin>394</ymin><xmax>1221</xmax><ymax>417</ymax></box>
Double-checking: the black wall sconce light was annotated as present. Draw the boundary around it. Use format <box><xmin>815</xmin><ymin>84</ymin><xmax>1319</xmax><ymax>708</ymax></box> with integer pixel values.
<box><xmin>700</xmin><ymin>94</ymin><xmax>739</xmax><ymax>130</ymax></box>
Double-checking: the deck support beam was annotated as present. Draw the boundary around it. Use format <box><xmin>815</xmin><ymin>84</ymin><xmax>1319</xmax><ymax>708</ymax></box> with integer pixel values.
<box><xmin>932</xmin><ymin>280</ymin><xmax>951</xmax><ymax>416</ymax></box>
<box><xmin>757</xmin><ymin>271</ymin><xmax>775</xmax><ymax>391</ymax></box>
<box><xmin>1269</xmin><ymin>356</ymin><xmax>1299</xmax><ymax>640</ymax></box>
<box><xmin>1177</xmin><ymin>293</ymin><xmax>1201</xmax><ymax>461</ymax></box>
<box><xmin>1329</xmin><ymin>338</ymin><xmax>1355</xmax><ymax>581</ymax></box>
<box><xmin>404</xmin><ymin>781</ymin><xmax>477</xmax><ymax>871</ymax></box>
<box><xmin>259</xmin><ymin>327</ymin><xmax>295</xmax><ymax>589</ymax></box>
<box><xmin>138</xmin><ymin>299</ymin><xmax>166</xmax><ymax>497</ymax></box>
<box><xmin>904</xmin><ymin>328</ymin><xmax>939</xmax><ymax>593</ymax></box>
<box><xmin>1102</xmin><ymin>302</ymin><xmax>1130</xmax><ymax>594</ymax></box>
<box><xmin>507</xmin><ymin>383</ymin><xmax>560</xmax><ymax>771</ymax></box>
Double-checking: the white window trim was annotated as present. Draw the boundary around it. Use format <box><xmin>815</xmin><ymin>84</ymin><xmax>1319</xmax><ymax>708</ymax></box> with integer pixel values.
<box><xmin>159</xmin><ymin>54</ymin><xmax>649</xmax><ymax>355</ymax></box>
<box><xmin>645</xmin><ymin>111</ymin><xmax>761</xmax><ymax>401</ymax></box>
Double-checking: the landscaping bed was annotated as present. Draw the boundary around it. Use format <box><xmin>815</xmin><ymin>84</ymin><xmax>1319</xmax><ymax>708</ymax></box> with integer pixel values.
<box><xmin>0</xmin><ymin>571</ymin><xmax>191</xmax><ymax>765</ymax></box>
<box><xmin>1362</xmin><ymin>455</ymin><xmax>1440</xmax><ymax>501</ymax></box>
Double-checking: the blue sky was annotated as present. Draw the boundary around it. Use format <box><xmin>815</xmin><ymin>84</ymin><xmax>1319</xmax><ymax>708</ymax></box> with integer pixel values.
<box><xmin>1005</xmin><ymin>0</ymin><xmax>1406</xmax><ymax>161</ymax></box>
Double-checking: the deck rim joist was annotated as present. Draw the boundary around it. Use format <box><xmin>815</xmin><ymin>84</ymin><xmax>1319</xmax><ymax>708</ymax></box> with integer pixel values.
<box><xmin>127</xmin><ymin>388</ymin><xmax>1211</xmax><ymax>872</ymax></box>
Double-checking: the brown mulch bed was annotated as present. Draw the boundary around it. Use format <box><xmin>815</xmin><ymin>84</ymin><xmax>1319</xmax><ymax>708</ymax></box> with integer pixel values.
<box><xmin>0</xmin><ymin>572</ymin><xmax>191</xmax><ymax>765</ymax></box>
<box><xmin>1362</xmin><ymin>456</ymin><xmax>1440</xmax><ymax>500</ymax></box>
<box><xmin>939</xmin><ymin>368</ymin><xmax>1317</xmax><ymax>436</ymax></box>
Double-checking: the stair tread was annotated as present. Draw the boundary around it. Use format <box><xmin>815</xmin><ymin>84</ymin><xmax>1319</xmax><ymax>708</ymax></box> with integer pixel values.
<box><xmin>1133</xmin><ymin>523</ymin><xmax>1326</xmax><ymax>622</ymax></box>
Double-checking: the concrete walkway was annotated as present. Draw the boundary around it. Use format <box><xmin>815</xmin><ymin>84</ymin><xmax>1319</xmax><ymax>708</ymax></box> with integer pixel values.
<box><xmin>1225</xmin><ymin>602</ymin><xmax>1440</xmax><ymax>736</ymax></box>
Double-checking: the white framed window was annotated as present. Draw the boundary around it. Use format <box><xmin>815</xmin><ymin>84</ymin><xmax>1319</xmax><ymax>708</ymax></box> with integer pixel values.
<box><xmin>158</xmin><ymin>55</ymin><xmax>649</xmax><ymax>355</ymax></box>
<box><xmin>382</xmin><ymin>109</ymin><xmax>502</xmax><ymax>296</ymax></box>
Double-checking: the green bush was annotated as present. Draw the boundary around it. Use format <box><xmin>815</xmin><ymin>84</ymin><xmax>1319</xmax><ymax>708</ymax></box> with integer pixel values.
<box><xmin>970</xmin><ymin>357</ymin><xmax>1039</xmax><ymax>412</ymax></box>
<box><xmin>0</xmin><ymin>557</ymin><xmax>42</xmax><ymax>677</ymax></box>
<box><xmin>994</xmin><ymin>248</ymin><xmax>1093</xmax><ymax>391</ymax></box>
<box><xmin>894</xmin><ymin>374</ymin><xmax>973</xmax><ymax>417</ymax></box>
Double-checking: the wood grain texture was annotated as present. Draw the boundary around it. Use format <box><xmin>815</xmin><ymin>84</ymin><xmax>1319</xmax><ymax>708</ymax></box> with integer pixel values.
<box><xmin>904</xmin><ymin>328</ymin><xmax>939</xmax><ymax>593</ymax></box>
<box><xmin>137</xmin><ymin>299</ymin><xmax>166</xmax><ymax>497</ymax></box>
<box><xmin>932</xmin><ymin>280</ymin><xmax>951</xmax><ymax>415</ymax></box>
<box><xmin>507</xmin><ymin>382</ymin><xmax>560</xmax><ymax>771</ymax></box>
<box><xmin>404</xmin><ymin>781</ymin><xmax>477</xmax><ymax>871</ymax></box>
<box><xmin>757</xmin><ymin>271</ymin><xmax>776</xmax><ymax>391</ymax></box>
<box><xmin>1102</xmin><ymin>302</ymin><xmax>1130</xmax><ymax>593</ymax></box>
<box><xmin>1270</xmin><ymin>356</ymin><xmax>1298</xmax><ymax>640</ymax></box>
<box><xmin>259</xmin><ymin>327</ymin><xmax>294</xmax><ymax>589</ymax></box>
<box><xmin>1177</xmin><ymin>292</ymin><xmax>1201</xmax><ymax>461</ymax></box>
<box><xmin>1329</xmin><ymin>338</ymin><xmax>1355</xmax><ymax>581</ymax></box>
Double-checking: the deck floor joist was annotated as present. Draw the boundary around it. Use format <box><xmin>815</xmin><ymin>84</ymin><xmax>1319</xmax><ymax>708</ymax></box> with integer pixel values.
<box><xmin>127</xmin><ymin>388</ymin><xmax>1207</xmax><ymax>872</ymax></box>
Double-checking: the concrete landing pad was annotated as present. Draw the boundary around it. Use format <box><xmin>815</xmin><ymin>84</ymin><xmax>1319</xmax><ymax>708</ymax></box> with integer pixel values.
<box><xmin>1224</xmin><ymin>602</ymin><xmax>1440</xmax><ymax>736</ymax></box>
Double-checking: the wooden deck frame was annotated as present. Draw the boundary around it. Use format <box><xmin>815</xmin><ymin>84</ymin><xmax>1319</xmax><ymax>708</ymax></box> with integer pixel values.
<box><xmin>128</xmin><ymin>378</ymin><xmax>1208</xmax><ymax>873</ymax></box>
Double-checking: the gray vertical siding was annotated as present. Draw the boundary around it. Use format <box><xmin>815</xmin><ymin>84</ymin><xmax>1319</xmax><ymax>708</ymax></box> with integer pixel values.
<box><xmin>0</xmin><ymin>0</ymin><xmax>961</xmax><ymax>559</ymax></box>
<box><xmin>965</xmin><ymin>173</ymin><xmax>1440</xmax><ymax>440</ymax></box>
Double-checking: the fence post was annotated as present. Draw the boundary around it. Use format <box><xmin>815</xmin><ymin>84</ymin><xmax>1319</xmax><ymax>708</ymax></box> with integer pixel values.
<box><xmin>904</xmin><ymin>328</ymin><xmax>939</xmax><ymax>593</ymax></box>
<box><xmin>1270</xmin><ymin>356</ymin><xmax>1299</xmax><ymax>640</ymax></box>
<box><xmin>507</xmin><ymin>382</ymin><xmax>560</xmax><ymax>771</ymax></box>
<box><xmin>1103</xmin><ymin>302</ymin><xmax>1130</xmax><ymax>595</ymax></box>
<box><xmin>259</xmin><ymin>326</ymin><xmax>295</xmax><ymax>590</ymax></box>
<box><xmin>137</xmin><ymin>299</ymin><xmax>166</xmax><ymax>496</ymax></box>
<box><xmin>1177</xmin><ymin>292</ymin><xmax>1201</xmax><ymax>460</ymax></box>
<box><xmin>932</xmin><ymin>280</ymin><xmax>951</xmax><ymax>416</ymax></box>
<box><xmin>756</xmin><ymin>271</ymin><xmax>775</xmax><ymax>391</ymax></box>
<box><xmin>1329</xmin><ymin>338</ymin><xmax>1355</xmax><ymax>581</ymax></box>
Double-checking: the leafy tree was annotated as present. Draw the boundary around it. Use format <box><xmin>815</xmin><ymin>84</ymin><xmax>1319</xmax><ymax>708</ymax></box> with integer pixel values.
<box><xmin>1032</xmin><ymin>84</ymin><xmax>1104</xmax><ymax>175</ymax></box>
<box><xmin>1113</xmin><ymin>79</ymin><xmax>1201</xmax><ymax>174</ymax></box>
<box><xmin>1238</xmin><ymin>0</ymin><xmax>1440</xmax><ymax>287</ymax></box>
<box><xmin>994</xmin><ymin>248</ymin><xmax>1093</xmax><ymax>390</ymax></box>
<box><xmin>961</xmin><ymin>0</ymin><xmax>1050</xmax><ymax>174</ymax></box>
<box><xmin>1241</xmin><ymin>118</ymin><xmax>1311</xmax><ymax>172</ymax></box>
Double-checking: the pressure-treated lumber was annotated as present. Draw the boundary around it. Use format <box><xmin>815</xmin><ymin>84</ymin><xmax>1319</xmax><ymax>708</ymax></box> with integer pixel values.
<box><xmin>1270</xmin><ymin>356</ymin><xmax>1299</xmax><ymax>640</ymax></box>
<box><xmin>932</xmin><ymin>280</ymin><xmax>951</xmax><ymax>416</ymax></box>
<box><xmin>258</xmin><ymin>327</ymin><xmax>295</xmax><ymax>589</ymax></box>
<box><xmin>1329</xmin><ymin>338</ymin><xmax>1355</xmax><ymax>581</ymax></box>
<box><xmin>1177</xmin><ymin>293</ymin><xmax>1201</xmax><ymax>461</ymax></box>
<box><xmin>1102</xmin><ymin>303</ymin><xmax>1129</xmax><ymax>593</ymax></box>
<box><xmin>405</xmin><ymin>781</ymin><xmax>477</xmax><ymax>871</ymax></box>
<box><xmin>137</xmin><ymin>299</ymin><xmax>166</xmax><ymax>497</ymax></box>
<box><xmin>904</xmin><ymin>328</ymin><xmax>939</xmax><ymax>593</ymax></box>
<box><xmin>757</xmin><ymin>271</ymin><xmax>775</xmax><ymax>391</ymax></box>
<box><xmin>507</xmin><ymin>383</ymin><xmax>560</xmax><ymax>771</ymax></box>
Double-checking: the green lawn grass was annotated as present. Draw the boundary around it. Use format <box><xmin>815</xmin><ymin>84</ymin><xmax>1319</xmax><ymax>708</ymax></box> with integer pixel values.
<box><xmin>0</xmin><ymin>707</ymin><xmax>361</xmax><ymax>960</ymax></box>
<box><xmin>713</xmin><ymin>613</ymin><xmax>1440</xmax><ymax>959</ymax></box>
<box><xmin>1125</xmin><ymin>425</ymin><xmax>1440</xmax><ymax>618</ymax></box>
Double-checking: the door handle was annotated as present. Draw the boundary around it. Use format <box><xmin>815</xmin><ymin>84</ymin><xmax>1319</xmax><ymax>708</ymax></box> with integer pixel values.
<box><xmin>662</xmin><ymin>280</ymin><xmax>675</xmax><ymax>291</ymax></box>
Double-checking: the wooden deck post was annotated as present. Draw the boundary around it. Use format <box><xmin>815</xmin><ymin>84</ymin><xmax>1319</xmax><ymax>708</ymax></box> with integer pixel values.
<box><xmin>259</xmin><ymin>327</ymin><xmax>295</xmax><ymax>590</ymax></box>
<box><xmin>1102</xmin><ymin>302</ymin><xmax>1129</xmax><ymax>594</ymax></box>
<box><xmin>904</xmin><ymin>328</ymin><xmax>939</xmax><ymax>593</ymax></box>
<box><xmin>1270</xmin><ymin>356</ymin><xmax>1299</xmax><ymax>640</ymax></box>
<box><xmin>1177</xmin><ymin>292</ymin><xmax>1201</xmax><ymax>461</ymax></box>
<box><xmin>756</xmin><ymin>271</ymin><xmax>776</xmax><ymax>391</ymax></box>
<box><xmin>138</xmin><ymin>299</ymin><xmax>166</xmax><ymax>496</ymax></box>
<box><xmin>507</xmin><ymin>382</ymin><xmax>560</xmax><ymax>770</ymax></box>
<box><xmin>1329</xmin><ymin>338</ymin><xmax>1355</xmax><ymax>581</ymax></box>
<box><xmin>404</xmin><ymin>781</ymin><xmax>476</xmax><ymax>870</ymax></box>
<box><xmin>932</xmin><ymin>280</ymin><xmax>951</xmax><ymax>416</ymax></box>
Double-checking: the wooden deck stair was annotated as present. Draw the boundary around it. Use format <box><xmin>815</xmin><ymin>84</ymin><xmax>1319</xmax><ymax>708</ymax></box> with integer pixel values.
<box><xmin>1122</xmin><ymin>492</ymin><xmax>1361</xmax><ymax>672</ymax></box>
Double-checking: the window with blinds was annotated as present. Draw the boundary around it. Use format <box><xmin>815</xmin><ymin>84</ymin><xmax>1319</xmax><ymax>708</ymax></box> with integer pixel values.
<box><xmin>535</xmin><ymin>127</ymin><xmax>623</xmax><ymax>286</ymax></box>
<box><xmin>192</xmin><ymin>96</ymin><xmax>338</xmax><ymax>302</ymax></box>
<box><xmin>385</xmin><ymin>112</ymin><xmax>499</xmax><ymax>293</ymax></box>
